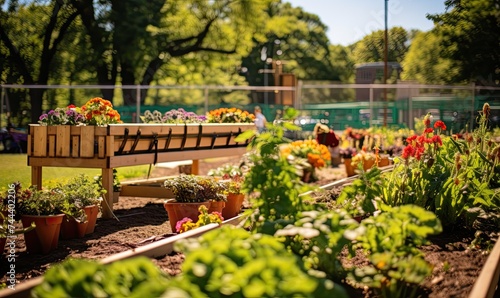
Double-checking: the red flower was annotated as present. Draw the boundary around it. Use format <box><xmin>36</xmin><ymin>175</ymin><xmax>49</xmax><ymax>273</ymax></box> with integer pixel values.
<box><xmin>67</xmin><ymin>104</ymin><xmax>76</xmax><ymax>109</ymax></box>
<box><xmin>402</xmin><ymin>145</ymin><xmax>415</xmax><ymax>159</ymax></box>
<box><xmin>434</xmin><ymin>120</ymin><xmax>447</xmax><ymax>131</ymax></box>
<box><xmin>432</xmin><ymin>135</ymin><xmax>443</xmax><ymax>146</ymax></box>
<box><xmin>424</xmin><ymin>128</ymin><xmax>434</xmax><ymax>134</ymax></box>
<box><xmin>415</xmin><ymin>146</ymin><xmax>425</xmax><ymax>161</ymax></box>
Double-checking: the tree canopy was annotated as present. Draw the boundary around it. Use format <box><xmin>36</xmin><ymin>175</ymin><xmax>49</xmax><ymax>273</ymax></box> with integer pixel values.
<box><xmin>427</xmin><ymin>0</ymin><xmax>500</xmax><ymax>85</ymax></box>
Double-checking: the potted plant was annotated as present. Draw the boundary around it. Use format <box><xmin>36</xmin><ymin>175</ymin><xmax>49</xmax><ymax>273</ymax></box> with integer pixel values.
<box><xmin>163</xmin><ymin>174</ymin><xmax>227</xmax><ymax>230</ymax></box>
<box><xmin>58</xmin><ymin>174</ymin><xmax>104</xmax><ymax>239</ymax></box>
<box><xmin>280</xmin><ymin>139</ymin><xmax>331</xmax><ymax>182</ymax></box>
<box><xmin>10</xmin><ymin>183</ymin><xmax>67</xmax><ymax>254</ymax></box>
<box><xmin>220</xmin><ymin>174</ymin><xmax>246</xmax><ymax>219</ymax></box>
<box><xmin>94</xmin><ymin>169</ymin><xmax>121</xmax><ymax>203</ymax></box>
<box><xmin>206</xmin><ymin>107</ymin><xmax>255</xmax><ymax>123</ymax></box>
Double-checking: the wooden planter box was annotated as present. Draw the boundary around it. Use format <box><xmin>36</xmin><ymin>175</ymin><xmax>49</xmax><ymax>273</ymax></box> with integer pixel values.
<box><xmin>27</xmin><ymin>123</ymin><xmax>254</xmax><ymax>218</ymax></box>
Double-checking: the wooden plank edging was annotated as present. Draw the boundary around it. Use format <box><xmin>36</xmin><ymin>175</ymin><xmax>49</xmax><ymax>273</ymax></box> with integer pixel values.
<box><xmin>468</xmin><ymin>235</ymin><xmax>500</xmax><ymax>298</ymax></box>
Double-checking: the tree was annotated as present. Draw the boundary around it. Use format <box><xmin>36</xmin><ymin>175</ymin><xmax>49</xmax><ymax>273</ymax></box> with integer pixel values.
<box><xmin>351</xmin><ymin>26</ymin><xmax>409</xmax><ymax>64</ymax></box>
<box><xmin>427</xmin><ymin>0</ymin><xmax>500</xmax><ymax>85</ymax></box>
<box><xmin>401</xmin><ymin>31</ymin><xmax>460</xmax><ymax>84</ymax></box>
<box><xmin>240</xmin><ymin>1</ymin><xmax>336</xmax><ymax>103</ymax></box>
<box><xmin>1</xmin><ymin>1</ymin><xmax>80</xmax><ymax>123</ymax></box>
<box><xmin>1</xmin><ymin>0</ymin><xmax>269</xmax><ymax>122</ymax></box>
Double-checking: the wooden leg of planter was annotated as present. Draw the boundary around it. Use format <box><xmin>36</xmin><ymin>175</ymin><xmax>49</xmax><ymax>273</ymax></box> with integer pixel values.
<box><xmin>31</xmin><ymin>166</ymin><xmax>42</xmax><ymax>190</ymax></box>
<box><xmin>192</xmin><ymin>160</ymin><xmax>199</xmax><ymax>175</ymax></box>
<box><xmin>101</xmin><ymin>168</ymin><xmax>114</xmax><ymax>219</ymax></box>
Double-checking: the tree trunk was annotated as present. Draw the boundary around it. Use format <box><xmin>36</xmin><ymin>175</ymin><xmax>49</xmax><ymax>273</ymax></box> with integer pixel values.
<box><xmin>29</xmin><ymin>88</ymin><xmax>45</xmax><ymax>124</ymax></box>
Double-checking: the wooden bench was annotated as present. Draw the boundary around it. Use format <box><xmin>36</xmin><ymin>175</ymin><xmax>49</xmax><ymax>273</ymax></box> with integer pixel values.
<box><xmin>27</xmin><ymin>123</ymin><xmax>254</xmax><ymax>218</ymax></box>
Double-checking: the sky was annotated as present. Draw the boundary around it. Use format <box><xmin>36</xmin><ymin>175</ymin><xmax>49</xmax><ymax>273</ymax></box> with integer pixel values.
<box><xmin>286</xmin><ymin>0</ymin><xmax>447</xmax><ymax>46</ymax></box>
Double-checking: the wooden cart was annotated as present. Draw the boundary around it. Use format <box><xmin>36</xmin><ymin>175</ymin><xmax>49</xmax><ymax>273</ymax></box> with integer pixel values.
<box><xmin>27</xmin><ymin>123</ymin><xmax>254</xmax><ymax>218</ymax></box>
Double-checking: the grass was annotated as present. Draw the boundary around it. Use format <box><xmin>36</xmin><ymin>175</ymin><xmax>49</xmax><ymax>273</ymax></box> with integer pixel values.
<box><xmin>0</xmin><ymin>154</ymin><xmax>154</xmax><ymax>191</ymax></box>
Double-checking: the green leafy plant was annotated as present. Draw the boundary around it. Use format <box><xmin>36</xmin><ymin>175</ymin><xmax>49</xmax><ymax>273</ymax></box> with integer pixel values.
<box><xmin>336</xmin><ymin>165</ymin><xmax>382</xmax><ymax>217</ymax></box>
<box><xmin>163</xmin><ymin>174</ymin><xmax>227</xmax><ymax>203</ymax></box>
<box><xmin>5</xmin><ymin>183</ymin><xmax>66</xmax><ymax>218</ymax></box>
<box><xmin>57</xmin><ymin>174</ymin><xmax>104</xmax><ymax>223</ymax></box>
<box><xmin>235</xmin><ymin>107</ymin><xmax>314</xmax><ymax>234</ymax></box>
<box><xmin>380</xmin><ymin>105</ymin><xmax>500</xmax><ymax>228</ymax></box>
<box><xmin>174</xmin><ymin>225</ymin><xmax>349</xmax><ymax>298</ymax></box>
<box><xmin>31</xmin><ymin>257</ymin><xmax>171</xmax><ymax>298</ymax></box>
<box><xmin>94</xmin><ymin>169</ymin><xmax>121</xmax><ymax>192</ymax></box>
<box><xmin>350</xmin><ymin>205</ymin><xmax>442</xmax><ymax>298</ymax></box>
<box><xmin>275</xmin><ymin>209</ymin><xmax>362</xmax><ymax>281</ymax></box>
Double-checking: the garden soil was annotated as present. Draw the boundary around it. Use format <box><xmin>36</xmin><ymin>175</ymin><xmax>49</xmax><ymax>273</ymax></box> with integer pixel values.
<box><xmin>0</xmin><ymin>156</ymin><xmax>493</xmax><ymax>298</ymax></box>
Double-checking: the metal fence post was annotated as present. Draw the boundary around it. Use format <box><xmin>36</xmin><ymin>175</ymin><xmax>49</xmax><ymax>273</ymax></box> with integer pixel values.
<box><xmin>136</xmin><ymin>85</ymin><xmax>141</xmax><ymax>123</ymax></box>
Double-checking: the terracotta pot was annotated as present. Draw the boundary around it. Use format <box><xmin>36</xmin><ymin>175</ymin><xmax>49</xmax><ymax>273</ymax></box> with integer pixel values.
<box><xmin>84</xmin><ymin>205</ymin><xmax>99</xmax><ymax>235</ymax></box>
<box><xmin>378</xmin><ymin>156</ymin><xmax>390</xmax><ymax>167</ymax></box>
<box><xmin>363</xmin><ymin>158</ymin><xmax>375</xmax><ymax>171</ymax></box>
<box><xmin>208</xmin><ymin>201</ymin><xmax>225</xmax><ymax>214</ymax></box>
<box><xmin>222</xmin><ymin>193</ymin><xmax>245</xmax><ymax>219</ymax></box>
<box><xmin>163</xmin><ymin>200</ymin><xmax>211</xmax><ymax>231</ymax></box>
<box><xmin>60</xmin><ymin>215</ymin><xmax>89</xmax><ymax>240</ymax></box>
<box><xmin>21</xmin><ymin>214</ymin><xmax>65</xmax><ymax>254</ymax></box>
<box><xmin>344</xmin><ymin>158</ymin><xmax>356</xmax><ymax>177</ymax></box>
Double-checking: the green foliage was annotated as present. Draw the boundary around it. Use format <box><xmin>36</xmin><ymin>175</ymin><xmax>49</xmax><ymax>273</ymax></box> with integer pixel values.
<box><xmin>427</xmin><ymin>0</ymin><xmax>500</xmax><ymax>85</ymax></box>
<box><xmin>57</xmin><ymin>174</ymin><xmax>104</xmax><ymax>222</ymax></box>
<box><xmin>351</xmin><ymin>205</ymin><xmax>442</xmax><ymax>298</ymax></box>
<box><xmin>163</xmin><ymin>174</ymin><xmax>227</xmax><ymax>203</ymax></box>
<box><xmin>336</xmin><ymin>165</ymin><xmax>382</xmax><ymax>216</ymax></box>
<box><xmin>174</xmin><ymin>225</ymin><xmax>349</xmax><ymax>298</ymax></box>
<box><xmin>31</xmin><ymin>257</ymin><xmax>171</xmax><ymax>298</ymax></box>
<box><xmin>352</xmin><ymin>27</ymin><xmax>410</xmax><ymax>64</ymax></box>
<box><xmin>401</xmin><ymin>31</ymin><xmax>460</xmax><ymax>84</ymax></box>
<box><xmin>275</xmin><ymin>209</ymin><xmax>362</xmax><ymax>281</ymax></box>
<box><xmin>236</xmin><ymin>107</ymin><xmax>314</xmax><ymax>234</ymax></box>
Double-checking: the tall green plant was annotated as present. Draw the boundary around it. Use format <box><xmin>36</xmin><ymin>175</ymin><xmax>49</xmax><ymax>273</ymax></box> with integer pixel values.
<box><xmin>236</xmin><ymin>107</ymin><xmax>314</xmax><ymax>235</ymax></box>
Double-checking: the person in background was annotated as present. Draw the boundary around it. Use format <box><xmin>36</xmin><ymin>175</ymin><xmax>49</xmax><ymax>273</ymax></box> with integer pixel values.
<box><xmin>254</xmin><ymin>106</ymin><xmax>267</xmax><ymax>133</ymax></box>
<box><xmin>313</xmin><ymin>123</ymin><xmax>341</xmax><ymax>167</ymax></box>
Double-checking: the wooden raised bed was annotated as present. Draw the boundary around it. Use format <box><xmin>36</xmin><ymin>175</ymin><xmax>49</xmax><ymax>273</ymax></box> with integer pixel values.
<box><xmin>27</xmin><ymin>123</ymin><xmax>254</xmax><ymax>218</ymax></box>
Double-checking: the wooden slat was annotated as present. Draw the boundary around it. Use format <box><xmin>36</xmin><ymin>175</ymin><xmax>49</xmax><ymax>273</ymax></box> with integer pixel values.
<box><xmin>55</xmin><ymin>125</ymin><xmax>71</xmax><ymax>157</ymax></box>
<box><xmin>107</xmin><ymin>124</ymin><xmax>185</xmax><ymax>136</ymax></box>
<box><xmin>120</xmin><ymin>184</ymin><xmax>174</xmax><ymax>198</ymax></box>
<box><xmin>71</xmin><ymin>136</ymin><xmax>79</xmax><ymax>157</ymax></box>
<box><xmin>109</xmin><ymin>147</ymin><xmax>248</xmax><ymax>167</ymax></box>
<box><xmin>468</xmin><ymin>235</ymin><xmax>500</xmax><ymax>298</ymax></box>
<box><xmin>32</xmin><ymin>126</ymin><xmax>47</xmax><ymax>157</ymax></box>
<box><xmin>28</xmin><ymin>157</ymin><xmax>107</xmax><ymax>168</ymax></box>
<box><xmin>48</xmin><ymin>135</ymin><xmax>56</xmax><ymax>157</ymax></box>
<box><xmin>98</xmin><ymin>136</ymin><xmax>106</xmax><ymax>158</ymax></box>
<box><xmin>80</xmin><ymin>126</ymin><xmax>95</xmax><ymax>157</ymax></box>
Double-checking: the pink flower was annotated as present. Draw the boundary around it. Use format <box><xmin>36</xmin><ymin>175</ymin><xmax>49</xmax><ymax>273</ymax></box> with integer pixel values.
<box><xmin>175</xmin><ymin>217</ymin><xmax>193</xmax><ymax>233</ymax></box>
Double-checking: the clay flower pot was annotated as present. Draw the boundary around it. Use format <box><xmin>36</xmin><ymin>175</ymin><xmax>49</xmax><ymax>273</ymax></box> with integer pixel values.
<box><xmin>208</xmin><ymin>201</ymin><xmax>225</xmax><ymax>214</ymax></box>
<box><xmin>84</xmin><ymin>205</ymin><xmax>99</xmax><ymax>235</ymax></box>
<box><xmin>222</xmin><ymin>193</ymin><xmax>245</xmax><ymax>219</ymax></box>
<box><xmin>60</xmin><ymin>216</ymin><xmax>89</xmax><ymax>240</ymax></box>
<box><xmin>344</xmin><ymin>158</ymin><xmax>356</xmax><ymax>177</ymax></box>
<box><xmin>21</xmin><ymin>214</ymin><xmax>65</xmax><ymax>254</ymax></box>
<box><xmin>163</xmin><ymin>199</ymin><xmax>211</xmax><ymax>230</ymax></box>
